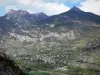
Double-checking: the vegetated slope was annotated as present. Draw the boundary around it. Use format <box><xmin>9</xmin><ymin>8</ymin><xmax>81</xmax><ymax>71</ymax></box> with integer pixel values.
<box><xmin>0</xmin><ymin>52</ymin><xmax>26</xmax><ymax>75</ymax></box>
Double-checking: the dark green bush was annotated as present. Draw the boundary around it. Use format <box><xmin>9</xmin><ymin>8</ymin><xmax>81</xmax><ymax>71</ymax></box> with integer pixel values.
<box><xmin>28</xmin><ymin>71</ymin><xmax>51</xmax><ymax>75</ymax></box>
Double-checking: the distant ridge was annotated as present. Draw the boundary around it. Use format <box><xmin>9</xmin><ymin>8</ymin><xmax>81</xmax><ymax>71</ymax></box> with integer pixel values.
<box><xmin>39</xmin><ymin>6</ymin><xmax>100</xmax><ymax>26</ymax></box>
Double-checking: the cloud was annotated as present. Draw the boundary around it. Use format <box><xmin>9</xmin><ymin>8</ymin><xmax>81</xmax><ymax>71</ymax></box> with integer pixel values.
<box><xmin>1</xmin><ymin>0</ymin><xmax>100</xmax><ymax>16</ymax></box>
<box><xmin>80</xmin><ymin>0</ymin><xmax>100</xmax><ymax>15</ymax></box>
<box><xmin>0</xmin><ymin>0</ymin><xmax>70</xmax><ymax>15</ymax></box>
<box><xmin>44</xmin><ymin>0</ymin><xmax>81</xmax><ymax>3</ymax></box>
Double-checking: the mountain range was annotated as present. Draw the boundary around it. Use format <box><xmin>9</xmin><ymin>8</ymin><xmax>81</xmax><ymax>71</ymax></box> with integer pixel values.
<box><xmin>0</xmin><ymin>6</ymin><xmax>100</xmax><ymax>33</ymax></box>
<box><xmin>0</xmin><ymin>6</ymin><xmax>100</xmax><ymax>75</ymax></box>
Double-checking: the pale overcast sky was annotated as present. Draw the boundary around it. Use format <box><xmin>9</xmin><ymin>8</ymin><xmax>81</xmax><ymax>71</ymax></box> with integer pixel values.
<box><xmin>0</xmin><ymin>0</ymin><xmax>100</xmax><ymax>16</ymax></box>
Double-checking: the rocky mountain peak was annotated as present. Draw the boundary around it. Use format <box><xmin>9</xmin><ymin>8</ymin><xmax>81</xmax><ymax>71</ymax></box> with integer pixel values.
<box><xmin>7</xmin><ymin>9</ymin><xmax>29</xmax><ymax>16</ymax></box>
<box><xmin>69</xmin><ymin>6</ymin><xmax>83</xmax><ymax>12</ymax></box>
<box><xmin>35</xmin><ymin>12</ymin><xmax>48</xmax><ymax>17</ymax></box>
